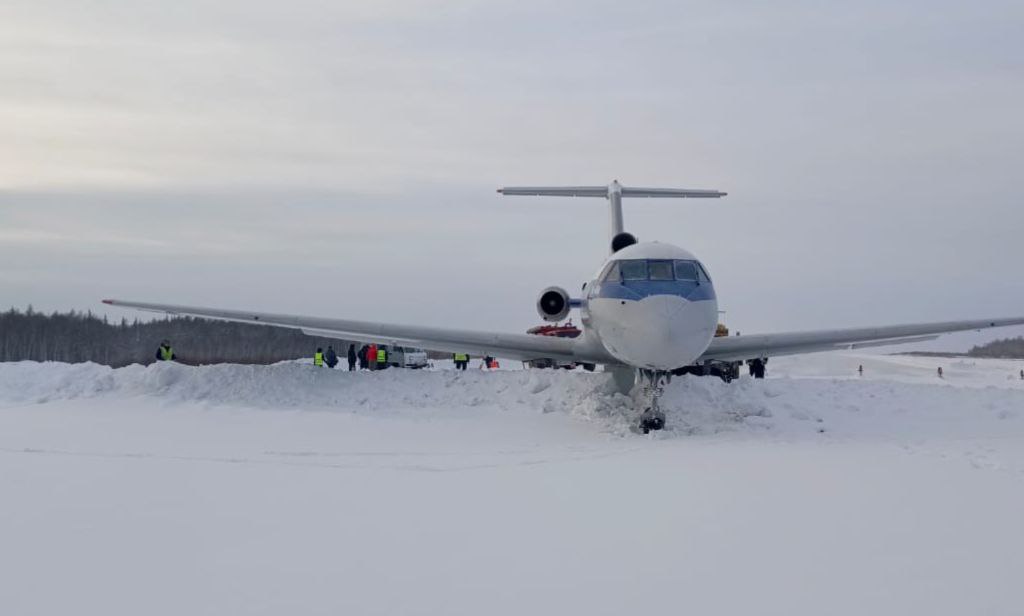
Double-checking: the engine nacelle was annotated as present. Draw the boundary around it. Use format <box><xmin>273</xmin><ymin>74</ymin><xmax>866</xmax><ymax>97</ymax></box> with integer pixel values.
<box><xmin>536</xmin><ymin>286</ymin><xmax>572</xmax><ymax>322</ymax></box>
<box><xmin>611</xmin><ymin>231</ymin><xmax>638</xmax><ymax>253</ymax></box>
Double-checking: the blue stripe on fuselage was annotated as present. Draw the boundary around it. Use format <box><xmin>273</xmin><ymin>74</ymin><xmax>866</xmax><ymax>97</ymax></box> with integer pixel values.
<box><xmin>591</xmin><ymin>280</ymin><xmax>716</xmax><ymax>302</ymax></box>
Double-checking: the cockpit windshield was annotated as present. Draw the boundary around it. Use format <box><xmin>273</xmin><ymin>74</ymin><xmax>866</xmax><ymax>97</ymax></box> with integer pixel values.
<box><xmin>647</xmin><ymin>261</ymin><xmax>673</xmax><ymax>280</ymax></box>
<box><xmin>673</xmin><ymin>260</ymin><xmax>698</xmax><ymax>281</ymax></box>
<box><xmin>619</xmin><ymin>260</ymin><xmax>647</xmax><ymax>280</ymax></box>
<box><xmin>602</xmin><ymin>259</ymin><xmax>708</xmax><ymax>283</ymax></box>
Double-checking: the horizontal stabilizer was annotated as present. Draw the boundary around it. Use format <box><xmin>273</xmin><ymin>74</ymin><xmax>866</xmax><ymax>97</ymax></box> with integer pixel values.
<box><xmin>498</xmin><ymin>185</ymin><xmax>726</xmax><ymax>198</ymax></box>
<box><xmin>498</xmin><ymin>186</ymin><xmax>609</xmax><ymax>197</ymax></box>
<box><xmin>622</xmin><ymin>187</ymin><xmax>726</xmax><ymax>198</ymax></box>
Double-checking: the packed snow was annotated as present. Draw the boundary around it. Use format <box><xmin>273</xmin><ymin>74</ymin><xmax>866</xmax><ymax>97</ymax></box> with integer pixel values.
<box><xmin>2</xmin><ymin>353</ymin><xmax>1024</xmax><ymax>615</ymax></box>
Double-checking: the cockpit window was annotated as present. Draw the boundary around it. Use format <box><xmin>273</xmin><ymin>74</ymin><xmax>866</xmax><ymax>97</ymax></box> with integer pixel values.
<box><xmin>673</xmin><ymin>260</ymin><xmax>698</xmax><ymax>280</ymax></box>
<box><xmin>604</xmin><ymin>259</ymin><xmax>710</xmax><ymax>282</ymax></box>
<box><xmin>600</xmin><ymin>261</ymin><xmax>621</xmax><ymax>282</ymax></box>
<box><xmin>697</xmin><ymin>262</ymin><xmax>711</xmax><ymax>283</ymax></box>
<box><xmin>619</xmin><ymin>260</ymin><xmax>647</xmax><ymax>280</ymax></box>
<box><xmin>648</xmin><ymin>260</ymin><xmax>674</xmax><ymax>281</ymax></box>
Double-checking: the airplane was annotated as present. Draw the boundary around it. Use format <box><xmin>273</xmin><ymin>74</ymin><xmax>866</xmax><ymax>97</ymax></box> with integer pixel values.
<box><xmin>103</xmin><ymin>180</ymin><xmax>1024</xmax><ymax>433</ymax></box>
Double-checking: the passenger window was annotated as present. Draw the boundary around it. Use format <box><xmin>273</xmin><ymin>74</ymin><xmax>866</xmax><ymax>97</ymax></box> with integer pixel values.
<box><xmin>601</xmin><ymin>261</ymin><xmax>621</xmax><ymax>282</ymax></box>
<box><xmin>673</xmin><ymin>260</ymin><xmax>698</xmax><ymax>281</ymax></box>
<box><xmin>648</xmin><ymin>260</ymin><xmax>674</xmax><ymax>280</ymax></box>
<box><xmin>620</xmin><ymin>260</ymin><xmax>647</xmax><ymax>280</ymax></box>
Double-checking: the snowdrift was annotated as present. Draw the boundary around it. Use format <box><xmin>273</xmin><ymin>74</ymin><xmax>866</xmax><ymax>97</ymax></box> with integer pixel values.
<box><xmin>2</xmin><ymin>358</ymin><xmax>1022</xmax><ymax>438</ymax></box>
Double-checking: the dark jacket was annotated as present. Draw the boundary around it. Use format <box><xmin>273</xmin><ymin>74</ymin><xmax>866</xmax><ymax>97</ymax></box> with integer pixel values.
<box><xmin>325</xmin><ymin>347</ymin><xmax>339</xmax><ymax>368</ymax></box>
<box><xmin>348</xmin><ymin>345</ymin><xmax>357</xmax><ymax>361</ymax></box>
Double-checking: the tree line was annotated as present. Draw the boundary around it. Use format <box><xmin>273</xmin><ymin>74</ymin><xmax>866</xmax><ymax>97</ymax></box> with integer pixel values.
<box><xmin>0</xmin><ymin>306</ymin><xmax>351</xmax><ymax>367</ymax></box>
<box><xmin>968</xmin><ymin>336</ymin><xmax>1024</xmax><ymax>359</ymax></box>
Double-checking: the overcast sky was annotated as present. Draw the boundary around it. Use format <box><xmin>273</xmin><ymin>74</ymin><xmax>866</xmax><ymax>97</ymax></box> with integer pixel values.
<box><xmin>2</xmin><ymin>0</ymin><xmax>1023</xmax><ymax>349</ymax></box>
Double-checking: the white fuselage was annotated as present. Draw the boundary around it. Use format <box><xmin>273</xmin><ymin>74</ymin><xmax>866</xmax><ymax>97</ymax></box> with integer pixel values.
<box><xmin>581</xmin><ymin>242</ymin><xmax>719</xmax><ymax>371</ymax></box>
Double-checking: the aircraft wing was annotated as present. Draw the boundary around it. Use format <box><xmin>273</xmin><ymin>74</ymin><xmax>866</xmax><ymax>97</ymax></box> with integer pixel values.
<box><xmin>698</xmin><ymin>317</ymin><xmax>1024</xmax><ymax>362</ymax></box>
<box><xmin>102</xmin><ymin>299</ymin><xmax>617</xmax><ymax>364</ymax></box>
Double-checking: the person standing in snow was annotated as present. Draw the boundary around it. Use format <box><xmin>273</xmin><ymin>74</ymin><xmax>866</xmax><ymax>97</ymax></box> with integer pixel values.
<box><xmin>155</xmin><ymin>340</ymin><xmax>176</xmax><ymax>362</ymax></box>
<box><xmin>858</xmin><ymin>364</ymin><xmax>863</xmax><ymax>377</ymax></box>
<box><xmin>1019</xmin><ymin>369</ymin><xmax>1023</xmax><ymax>381</ymax></box>
<box><xmin>937</xmin><ymin>366</ymin><xmax>943</xmax><ymax>379</ymax></box>
<box><xmin>348</xmin><ymin>344</ymin><xmax>357</xmax><ymax>371</ymax></box>
<box><xmin>324</xmin><ymin>345</ymin><xmax>339</xmax><ymax>369</ymax></box>
<box><xmin>367</xmin><ymin>343</ymin><xmax>378</xmax><ymax>371</ymax></box>
<box><xmin>314</xmin><ymin>348</ymin><xmax>325</xmax><ymax>367</ymax></box>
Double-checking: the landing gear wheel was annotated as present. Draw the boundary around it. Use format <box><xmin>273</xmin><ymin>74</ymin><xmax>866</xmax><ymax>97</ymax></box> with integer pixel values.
<box><xmin>638</xmin><ymin>409</ymin><xmax>666</xmax><ymax>434</ymax></box>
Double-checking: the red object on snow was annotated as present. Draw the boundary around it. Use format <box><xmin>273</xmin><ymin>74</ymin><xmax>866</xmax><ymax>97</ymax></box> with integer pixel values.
<box><xmin>526</xmin><ymin>322</ymin><xmax>582</xmax><ymax>339</ymax></box>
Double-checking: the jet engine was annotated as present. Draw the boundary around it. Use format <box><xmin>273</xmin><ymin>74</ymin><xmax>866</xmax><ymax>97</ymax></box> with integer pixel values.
<box><xmin>611</xmin><ymin>231</ymin><xmax>638</xmax><ymax>253</ymax></box>
<box><xmin>536</xmin><ymin>286</ymin><xmax>572</xmax><ymax>322</ymax></box>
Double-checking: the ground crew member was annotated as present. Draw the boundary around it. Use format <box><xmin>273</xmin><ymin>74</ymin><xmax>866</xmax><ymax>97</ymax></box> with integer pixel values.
<box><xmin>376</xmin><ymin>346</ymin><xmax>388</xmax><ymax>369</ymax></box>
<box><xmin>453</xmin><ymin>352</ymin><xmax>469</xmax><ymax>371</ymax></box>
<box><xmin>348</xmin><ymin>344</ymin><xmax>357</xmax><ymax>371</ymax></box>
<box><xmin>155</xmin><ymin>340</ymin><xmax>176</xmax><ymax>362</ymax></box>
<box><xmin>325</xmin><ymin>345</ymin><xmax>339</xmax><ymax>369</ymax></box>
<box><xmin>358</xmin><ymin>345</ymin><xmax>368</xmax><ymax>370</ymax></box>
<box><xmin>858</xmin><ymin>364</ymin><xmax>863</xmax><ymax>377</ymax></box>
<box><xmin>368</xmin><ymin>344</ymin><xmax>378</xmax><ymax>370</ymax></box>
<box><xmin>937</xmin><ymin>366</ymin><xmax>943</xmax><ymax>379</ymax></box>
<box><xmin>314</xmin><ymin>347</ymin><xmax>325</xmax><ymax>367</ymax></box>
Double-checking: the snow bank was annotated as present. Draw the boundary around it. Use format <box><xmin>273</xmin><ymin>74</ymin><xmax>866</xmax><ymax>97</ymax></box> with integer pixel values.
<box><xmin>3</xmin><ymin>358</ymin><xmax>1022</xmax><ymax>439</ymax></box>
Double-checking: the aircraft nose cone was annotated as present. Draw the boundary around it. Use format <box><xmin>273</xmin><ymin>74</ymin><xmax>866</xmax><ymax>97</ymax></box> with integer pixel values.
<box><xmin>595</xmin><ymin>295</ymin><xmax>718</xmax><ymax>370</ymax></box>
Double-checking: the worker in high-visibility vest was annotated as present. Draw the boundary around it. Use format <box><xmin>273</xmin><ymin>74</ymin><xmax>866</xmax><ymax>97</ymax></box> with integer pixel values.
<box><xmin>155</xmin><ymin>339</ymin><xmax>176</xmax><ymax>362</ymax></box>
<box><xmin>453</xmin><ymin>352</ymin><xmax>469</xmax><ymax>371</ymax></box>
<box><xmin>376</xmin><ymin>346</ymin><xmax>388</xmax><ymax>369</ymax></box>
<box><xmin>313</xmin><ymin>348</ymin><xmax>325</xmax><ymax>367</ymax></box>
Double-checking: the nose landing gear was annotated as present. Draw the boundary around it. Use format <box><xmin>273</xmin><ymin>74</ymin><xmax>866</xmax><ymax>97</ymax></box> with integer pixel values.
<box><xmin>637</xmin><ymin>370</ymin><xmax>670</xmax><ymax>434</ymax></box>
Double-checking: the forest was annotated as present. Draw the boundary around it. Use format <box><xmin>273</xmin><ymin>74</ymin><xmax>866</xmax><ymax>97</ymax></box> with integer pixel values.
<box><xmin>0</xmin><ymin>307</ymin><xmax>351</xmax><ymax>367</ymax></box>
<box><xmin>968</xmin><ymin>337</ymin><xmax>1024</xmax><ymax>359</ymax></box>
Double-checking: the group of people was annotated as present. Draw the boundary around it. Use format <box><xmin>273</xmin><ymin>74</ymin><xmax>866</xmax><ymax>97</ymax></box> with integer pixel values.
<box><xmin>451</xmin><ymin>353</ymin><xmax>498</xmax><ymax>370</ymax></box>
<box><xmin>314</xmin><ymin>345</ymin><xmax>353</xmax><ymax>370</ymax></box>
<box><xmin>312</xmin><ymin>344</ymin><xmax>404</xmax><ymax>371</ymax></box>
<box><xmin>313</xmin><ymin>344</ymin><xmax>388</xmax><ymax>370</ymax></box>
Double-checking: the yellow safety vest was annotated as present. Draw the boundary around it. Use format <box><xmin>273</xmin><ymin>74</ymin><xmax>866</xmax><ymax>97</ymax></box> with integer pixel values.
<box><xmin>160</xmin><ymin>346</ymin><xmax>174</xmax><ymax>361</ymax></box>
<box><xmin>314</xmin><ymin>352</ymin><xmax>324</xmax><ymax>366</ymax></box>
<box><xmin>377</xmin><ymin>349</ymin><xmax>386</xmax><ymax>362</ymax></box>
<box><xmin>454</xmin><ymin>353</ymin><xmax>468</xmax><ymax>362</ymax></box>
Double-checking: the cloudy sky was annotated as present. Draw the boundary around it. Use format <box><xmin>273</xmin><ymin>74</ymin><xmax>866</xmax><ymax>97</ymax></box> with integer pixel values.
<box><xmin>2</xmin><ymin>0</ymin><xmax>1022</xmax><ymax>348</ymax></box>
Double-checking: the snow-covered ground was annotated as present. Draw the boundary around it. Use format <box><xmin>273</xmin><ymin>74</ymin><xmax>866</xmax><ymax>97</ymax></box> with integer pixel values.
<box><xmin>2</xmin><ymin>354</ymin><xmax>1024</xmax><ymax>615</ymax></box>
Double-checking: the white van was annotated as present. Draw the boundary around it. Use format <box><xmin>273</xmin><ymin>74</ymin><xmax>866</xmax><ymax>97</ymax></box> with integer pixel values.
<box><xmin>388</xmin><ymin>346</ymin><xmax>429</xmax><ymax>369</ymax></box>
